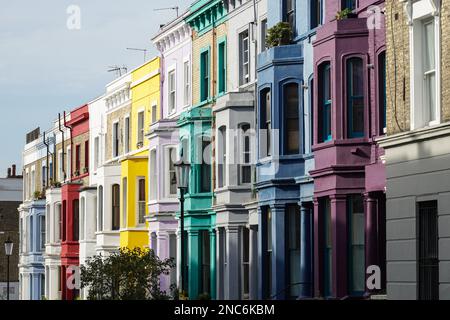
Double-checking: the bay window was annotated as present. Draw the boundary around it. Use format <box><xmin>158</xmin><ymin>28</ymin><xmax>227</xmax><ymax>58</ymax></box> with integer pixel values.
<box><xmin>112</xmin><ymin>184</ymin><xmax>120</xmax><ymax>231</ymax></box>
<box><xmin>217</xmin><ymin>126</ymin><xmax>226</xmax><ymax>188</ymax></box>
<box><xmin>166</xmin><ymin>147</ymin><xmax>177</xmax><ymax>197</ymax></box>
<box><xmin>122</xmin><ymin>178</ymin><xmax>127</xmax><ymax>228</ymax></box>
<box><xmin>137</xmin><ymin>178</ymin><xmax>146</xmax><ymax>225</ymax></box>
<box><xmin>347</xmin><ymin>57</ymin><xmax>364</xmax><ymax>138</ymax></box>
<box><xmin>348</xmin><ymin>195</ymin><xmax>365</xmax><ymax>295</ymax></box>
<box><xmin>73</xmin><ymin>199</ymin><xmax>79</xmax><ymax>241</ymax></box>
<box><xmin>200</xmin><ymin>138</ymin><xmax>211</xmax><ymax>193</ymax></box>
<box><xmin>260</xmin><ymin>88</ymin><xmax>272</xmax><ymax>157</ymax></box>
<box><xmin>319</xmin><ymin>62</ymin><xmax>332</xmax><ymax>142</ymax></box>
<box><xmin>284</xmin><ymin>83</ymin><xmax>300</xmax><ymax>154</ymax></box>
<box><xmin>239</xmin><ymin>124</ymin><xmax>251</xmax><ymax>185</ymax></box>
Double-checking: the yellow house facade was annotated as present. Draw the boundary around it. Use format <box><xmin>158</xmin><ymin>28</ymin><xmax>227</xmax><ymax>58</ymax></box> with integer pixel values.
<box><xmin>120</xmin><ymin>57</ymin><xmax>161</xmax><ymax>248</ymax></box>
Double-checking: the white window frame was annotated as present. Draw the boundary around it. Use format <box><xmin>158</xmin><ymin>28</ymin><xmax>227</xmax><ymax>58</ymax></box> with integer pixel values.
<box><xmin>58</xmin><ymin>150</ymin><xmax>63</xmax><ymax>182</ymax></box>
<box><xmin>407</xmin><ymin>0</ymin><xmax>441</xmax><ymax>130</ymax></box>
<box><xmin>168</xmin><ymin>69</ymin><xmax>176</xmax><ymax>115</ymax></box>
<box><xmin>94</xmin><ymin>136</ymin><xmax>100</xmax><ymax>172</ymax></box>
<box><xmin>80</xmin><ymin>197</ymin><xmax>85</xmax><ymax>241</ymax></box>
<box><xmin>164</xmin><ymin>146</ymin><xmax>178</xmax><ymax>198</ymax></box>
<box><xmin>55</xmin><ymin>202</ymin><xmax>62</xmax><ymax>243</ymax></box>
<box><xmin>112</xmin><ymin>121</ymin><xmax>119</xmax><ymax>158</ymax></box>
<box><xmin>239</xmin><ymin>29</ymin><xmax>250</xmax><ymax>86</ymax></box>
<box><xmin>136</xmin><ymin>176</ymin><xmax>146</xmax><ymax>226</ymax></box>
<box><xmin>67</xmin><ymin>147</ymin><xmax>72</xmax><ymax>180</ymax></box>
<box><xmin>122</xmin><ymin>177</ymin><xmax>127</xmax><ymax>228</ymax></box>
<box><xmin>149</xmin><ymin>148</ymin><xmax>157</xmax><ymax>201</ymax></box>
<box><xmin>183</xmin><ymin>59</ymin><xmax>191</xmax><ymax>107</ymax></box>
<box><xmin>151</xmin><ymin>103</ymin><xmax>157</xmax><ymax>124</ymax></box>
<box><xmin>30</xmin><ymin>167</ymin><xmax>36</xmax><ymax>198</ymax></box>
<box><xmin>40</xmin><ymin>215</ymin><xmax>46</xmax><ymax>250</ymax></box>
<box><xmin>124</xmin><ymin>115</ymin><xmax>130</xmax><ymax>154</ymax></box>
<box><xmin>137</xmin><ymin>110</ymin><xmax>145</xmax><ymax>147</ymax></box>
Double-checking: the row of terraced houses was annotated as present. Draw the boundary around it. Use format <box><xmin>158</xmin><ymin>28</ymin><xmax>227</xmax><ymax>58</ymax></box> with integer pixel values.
<box><xmin>17</xmin><ymin>0</ymin><xmax>450</xmax><ymax>300</ymax></box>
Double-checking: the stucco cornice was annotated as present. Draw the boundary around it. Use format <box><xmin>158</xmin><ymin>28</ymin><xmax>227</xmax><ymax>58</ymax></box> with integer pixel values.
<box><xmin>378</xmin><ymin>122</ymin><xmax>450</xmax><ymax>149</ymax></box>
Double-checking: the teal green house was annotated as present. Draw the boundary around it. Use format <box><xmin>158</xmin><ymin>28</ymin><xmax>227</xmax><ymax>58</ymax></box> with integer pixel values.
<box><xmin>178</xmin><ymin>0</ymin><xmax>228</xmax><ymax>300</ymax></box>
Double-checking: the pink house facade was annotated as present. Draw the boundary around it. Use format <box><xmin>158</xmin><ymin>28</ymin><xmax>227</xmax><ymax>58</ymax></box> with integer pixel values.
<box><xmin>310</xmin><ymin>0</ymin><xmax>387</xmax><ymax>299</ymax></box>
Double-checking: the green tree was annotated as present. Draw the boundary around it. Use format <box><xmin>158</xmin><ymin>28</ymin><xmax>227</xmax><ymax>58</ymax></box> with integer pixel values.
<box><xmin>80</xmin><ymin>247</ymin><xmax>176</xmax><ymax>300</ymax></box>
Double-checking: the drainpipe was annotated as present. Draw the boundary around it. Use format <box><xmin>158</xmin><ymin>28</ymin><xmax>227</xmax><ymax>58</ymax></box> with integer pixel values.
<box><xmin>58</xmin><ymin>113</ymin><xmax>66</xmax><ymax>182</ymax></box>
<box><xmin>252</xmin><ymin>0</ymin><xmax>259</xmax><ymax>198</ymax></box>
<box><xmin>43</xmin><ymin>132</ymin><xmax>50</xmax><ymax>188</ymax></box>
<box><xmin>63</xmin><ymin>111</ymin><xmax>73</xmax><ymax>182</ymax></box>
<box><xmin>53</xmin><ymin>133</ymin><xmax>57</xmax><ymax>181</ymax></box>
<box><xmin>211</xmin><ymin>10</ymin><xmax>217</xmax><ymax>200</ymax></box>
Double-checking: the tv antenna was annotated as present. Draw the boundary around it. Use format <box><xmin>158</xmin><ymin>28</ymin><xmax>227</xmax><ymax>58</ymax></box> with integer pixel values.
<box><xmin>154</xmin><ymin>6</ymin><xmax>179</xmax><ymax>17</ymax></box>
<box><xmin>126</xmin><ymin>47</ymin><xmax>148</xmax><ymax>63</ymax></box>
<box><xmin>107</xmin><ymin>65</ymin><xmax>128</xmax><ymax>77</ymax></box>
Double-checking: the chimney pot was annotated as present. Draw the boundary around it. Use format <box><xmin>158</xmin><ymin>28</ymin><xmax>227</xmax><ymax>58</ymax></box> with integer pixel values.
<box><xmin>12</xmin><ymin>164</ymin><xmax>16</xmax><ymax>177</ymax></box>
<box><xmin>7</xmin><ymin>168</ymin><xmax>11</xmax><ymax>178</ymax></box>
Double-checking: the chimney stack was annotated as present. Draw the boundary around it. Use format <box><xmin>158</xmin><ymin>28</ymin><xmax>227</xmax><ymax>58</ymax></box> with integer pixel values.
<box><xmin>7</xmin><ymin>168</ymin><xmax>11</xmax><ymax>178</ymax></box>
<box><xmin>12</xmin><ymin>164</ymin><xmax>16</xmax><ymax>177</ymax></box>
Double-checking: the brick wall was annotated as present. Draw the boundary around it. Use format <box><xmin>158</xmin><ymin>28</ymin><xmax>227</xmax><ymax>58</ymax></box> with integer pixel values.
<box><xmin>192</xmin><ymin>23</ymin><xmax>227</xmax><ymax>106</ymax></box>
<box><xmin>0</xmin><ymin>201</ymin><xmax>21</xmax><ymax>283</ymax></box>
<box><xmin>385</xmin><ymin>0</ymin><xmax>410</xmax><ymax>135</ymax></box>
<box><xmin>106</xmin><ymin>105</ymin><xmax>132</xmax><ymax>161</ymax></box>
<box><xmin>386</xmin><ymin>0</ymin><xmax>450</xmax><ymax>135</ymax></box>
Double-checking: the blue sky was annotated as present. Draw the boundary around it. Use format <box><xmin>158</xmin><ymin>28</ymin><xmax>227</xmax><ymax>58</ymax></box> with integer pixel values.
<box><xmin>0</xmin><ymin>0</ymin><xmax>192</xmax><ymax>176</ymax></box>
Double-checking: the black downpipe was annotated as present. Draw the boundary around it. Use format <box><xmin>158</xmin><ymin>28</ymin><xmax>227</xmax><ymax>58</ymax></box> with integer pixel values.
<box><xmin>63</xmin><ymin>111</ymin><xmax>73</xmax><ymax>182</ymax></box>
<box><xmin>58</xmin><ymin>113</ymin><xmax>66</xmax><ymax>181</ymax></box>
<box><xmin>43</xmin><ymin>132</ymin><xmax>50</xmax><ymax>188</ymax></box>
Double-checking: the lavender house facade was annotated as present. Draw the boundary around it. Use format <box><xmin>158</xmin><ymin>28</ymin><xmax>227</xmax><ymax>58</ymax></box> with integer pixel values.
<box><xmin>310</xmin><ymin>0</ymin><xmax>387</xmax><ymax>298</ymax></box>
<box><xmin>150</xmin><ymin>13</ymin><xmax>192</xmax><ymax>295</ymax></box>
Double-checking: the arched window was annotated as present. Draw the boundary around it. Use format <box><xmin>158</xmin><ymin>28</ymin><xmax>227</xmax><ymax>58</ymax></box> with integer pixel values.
<box><xmin>98</xmin><ymin>186</ymin><xmax>103</xmax><ymax>232</ymax></box>
<box><xmin>347</xmin><ymin>57</ymin><xmax>364</xmax><ymax>138</ymax></box>
<box><xmin>200</xmin><ymin>136</ymin><xmax>211</xmax><ymax>193</ymax></box>
<box><xmin>112</xmin><ymin>184</ymin><xmax>120</xmax><ymax>231</ymax></box>
<box><xmin>260</xmin><ymin>88</ymin><xmax>272</xmax><ymax>157</ymax></box>
<box><xmin>217</xmin><ymin>126</ymin><xmax>226</xmax><ymax>188</ymax></box>
<box><xmin>284</xmin><ymin>83</ymin><xmax>300</xmax><ymax>155</ymax></box>
<box><xmin>319</xmin><ymin>62</ymin><xmax>332</xmax><ymax>142</ymax></box>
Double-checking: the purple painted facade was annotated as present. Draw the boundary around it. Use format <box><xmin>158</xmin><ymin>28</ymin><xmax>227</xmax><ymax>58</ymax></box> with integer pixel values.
<box><xmin>150</xmin><ymin>12</ymin><xmax>192</xmax><ymax>294</ymax></box>
<box><xmin>310</xmin><ymin>0</ymin><xmax>386</xmax><ymax>298</ymax></box>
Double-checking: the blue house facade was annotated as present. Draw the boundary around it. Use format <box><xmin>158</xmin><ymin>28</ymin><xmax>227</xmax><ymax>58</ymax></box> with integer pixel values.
<box><xmin>18</xmin><ymin>199</ymin><xmax>46</xmax><ymax>300</ymax></box>
<box><xmin>256</xmin><ymin>0</ymin><xmax>322</xmax><ymax>300</ymax></box>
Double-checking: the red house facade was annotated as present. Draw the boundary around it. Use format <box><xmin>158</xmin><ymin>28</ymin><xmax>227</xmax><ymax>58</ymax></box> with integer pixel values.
<box><xmin>60</xmin><ymin>104</ymin><xmax>89</xmax><ymax>300</ymax></box>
